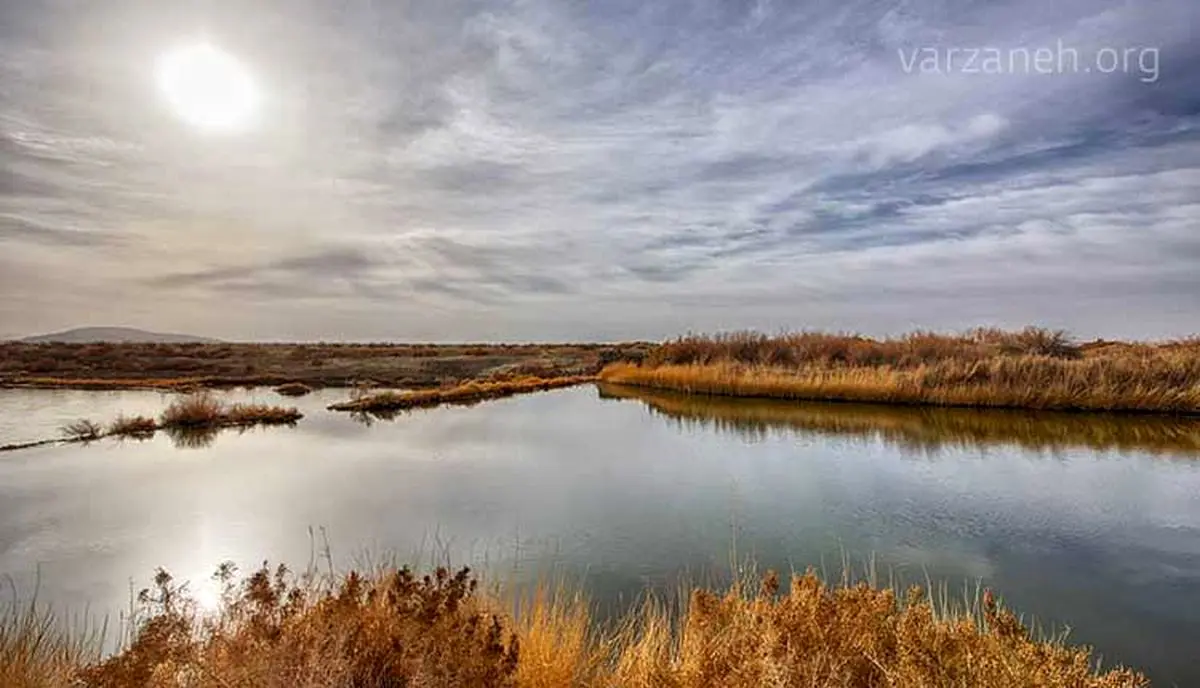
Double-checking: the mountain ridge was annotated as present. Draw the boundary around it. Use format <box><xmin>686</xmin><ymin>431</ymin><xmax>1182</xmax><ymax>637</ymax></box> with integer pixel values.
<box><xmin>19</xmin><ymin>327</ymin><xmax>219</xmax><ymax>344</ymax></box>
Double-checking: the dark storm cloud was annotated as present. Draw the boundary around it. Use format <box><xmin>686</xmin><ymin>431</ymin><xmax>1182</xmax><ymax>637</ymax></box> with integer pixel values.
<box><xmin>1</xmin><ymin>0</ymin><xmax>1198</xmax><ymax>339</ymax></box>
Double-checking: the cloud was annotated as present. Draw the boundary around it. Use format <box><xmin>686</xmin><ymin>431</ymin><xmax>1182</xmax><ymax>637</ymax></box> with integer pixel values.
<box><xmin>0</xmin><ymin>0</ymin><xmax>1198</xmax><ymax>339</ymax></box>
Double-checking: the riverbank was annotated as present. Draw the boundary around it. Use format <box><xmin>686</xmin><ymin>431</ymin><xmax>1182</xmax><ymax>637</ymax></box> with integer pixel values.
<box><xmin>0</xmin><ymin>341</ymin><xmax>648</xmax><ymax>391</ymax></box>
<box><xmin>600</xmin><ymin>329</ymin><xmax>1200</xmax><ymax>415</ymax></box>
<box><xmin>1</xmin><ymin>564</ymin><xmax>1147</xmax><ymax>687</ymax></box>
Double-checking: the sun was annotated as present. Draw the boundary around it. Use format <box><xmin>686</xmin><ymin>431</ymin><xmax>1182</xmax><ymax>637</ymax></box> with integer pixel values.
<box><xmin>156</xmin><ymin>43</ymin><xmax>259</xmax><ymax>133</ymax></box>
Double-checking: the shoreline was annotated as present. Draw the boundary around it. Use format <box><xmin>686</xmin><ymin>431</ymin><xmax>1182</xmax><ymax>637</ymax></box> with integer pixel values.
<box><xmin>599</xmin><ymin>366</ymin><xmax>1200</xmax><ymax>417</ymax></box>
<box><xmin>1</xmin><ymin>563</ymin><xmax>1149</xmax><ymax>687</ymax></box>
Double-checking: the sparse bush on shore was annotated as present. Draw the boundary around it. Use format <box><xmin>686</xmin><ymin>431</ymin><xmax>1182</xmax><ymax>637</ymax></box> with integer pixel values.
<box><xmin>1</xmin><ymin>564</ymin><xmax>1148</xmax><ymax>687</ymax></box>
<box><xmin>59</xmin><ymin>420</ymin><xmax>103</xmax><ymax>442</ymax></box>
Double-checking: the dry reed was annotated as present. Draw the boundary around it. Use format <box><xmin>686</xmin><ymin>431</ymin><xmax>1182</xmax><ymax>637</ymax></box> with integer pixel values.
<box><xmin>602</xmin><ymin>329</ymin><xmax>1200</xmax><ymax>414</ymax></box>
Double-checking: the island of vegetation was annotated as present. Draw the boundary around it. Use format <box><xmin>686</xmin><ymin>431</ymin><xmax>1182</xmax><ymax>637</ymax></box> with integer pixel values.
<box><xmin>0</xmin><ymin>394</ymin><xmax>302</xmax><ymax>453</ymax></box>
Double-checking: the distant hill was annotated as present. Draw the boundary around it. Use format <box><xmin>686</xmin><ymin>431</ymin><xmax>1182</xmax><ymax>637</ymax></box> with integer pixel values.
<box><xmin>20</xmin><ymin>327</ymin><xmax>219</xmax><ymax>344</ymax></box>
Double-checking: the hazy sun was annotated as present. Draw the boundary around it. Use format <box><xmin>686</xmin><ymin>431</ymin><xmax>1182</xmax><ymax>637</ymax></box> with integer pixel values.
<box><xmin>156</xmin><ymin>43</ymin><xmax>259</xmax><ymax>133</ymax></box>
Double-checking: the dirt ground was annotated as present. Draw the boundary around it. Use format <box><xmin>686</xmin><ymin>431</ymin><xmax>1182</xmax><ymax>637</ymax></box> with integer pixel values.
<box><xmin>0</xmin><ymin>341</ymin><xmax>651</xmax><ymax>390</ymax></box>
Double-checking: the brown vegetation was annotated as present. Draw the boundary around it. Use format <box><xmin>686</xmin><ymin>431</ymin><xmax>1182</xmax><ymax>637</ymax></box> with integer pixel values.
<box><xmin>602</xmin><ymin>329</ymin><xmax>1200</xmax><ymax>415</ymax></box>
<box><xmin>107</xmin><ymin>415</ymin><xmax>159</xmax><ymax>439</ymax></box>
<box><xmin>0</xmin><ymin>342</ymin><xmax>651</xmax><ymax>391</ymax></box>
<box><xmin>329</xmin><ymin>375</ymin><xmax>596</xmax><ymax>414</ymax></box>
<box><xmin>1</xmin><ymin>564</ymin><xmax>1147</xmax><ymax>687</ymax></box>
<box><xmin>274</xmin><ymin>382</ymin><xmax>315</xmax><ymax>397</ymax></box>
<box><xmin>59</xmin><ymin>419</ymin><xmax>103</xmax><ymax>442</ymax></box>
<box><xmin>15</xmin><ymin>396</ymin><xmax>304</xmax><ymax>453</ymax></box>
<box><xmin>160</xmin><ymin>394</ymin><xmax>303</xmax><ymax>429</ymax></box>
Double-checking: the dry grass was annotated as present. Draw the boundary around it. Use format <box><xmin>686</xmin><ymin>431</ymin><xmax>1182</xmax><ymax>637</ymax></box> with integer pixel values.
<box><xmin>160</xmin><ymin>394</ymin><xmax>302</xmax><ymax>429</ymax></box>
<box><xmin>0</xmin><ymin>565</ymin><xmax>1147</xmax><ymax>687</ymax></box>
<box><xmin>647</xmin><ymin>328</ymin><xmax>1090</xmax><ymax>368</ymax></box>
<box><xmin>329</xmin><ymin>375</ymin><xmax>596</xmax><ymax>413</ymax></box>
<box><xmin>0</xmin><ymin>604</ymin><xmax>101</xmax><ymax>688</ymax></box>
<box><xmin>223</xmin><ymin>403</ymin><xmax>306</xmax><ymax>427</ymax></box>
<box><xmin>0</xmin><ymin>342</ymin><xmax>650</xmax><ymax>391</ymax></box>
<box><xmin>106</xmin><ymin>415</ymin><xmax>159</xmax><ymax>439</ymax></box>
<box><xmin>602</xmin><ymin>329</ymin><xmax>1200</xmax><ymax>415</ymax></box>
<box><xmin>159</xmin><ymin>394</ymin><xmax>226</xmax><ymax>427</ymax></box>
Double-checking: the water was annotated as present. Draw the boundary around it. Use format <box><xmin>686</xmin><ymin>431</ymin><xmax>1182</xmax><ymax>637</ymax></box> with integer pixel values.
<box><xmin>2</xmin><ymin>385</ymin><xmax>1199</xmax><ymax>685</ymax></box>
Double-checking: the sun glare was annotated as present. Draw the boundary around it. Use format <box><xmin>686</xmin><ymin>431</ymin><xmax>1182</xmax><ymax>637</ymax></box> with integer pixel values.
<box><xmin>156</xmin><ymin>43</ymin><xmax>259</xmax><ymax>133</ymax></box>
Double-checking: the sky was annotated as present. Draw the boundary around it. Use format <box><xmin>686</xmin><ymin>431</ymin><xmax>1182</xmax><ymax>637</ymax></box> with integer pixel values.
<box><xmin>1</xmin><ymin>0</ymin><xmax>1197</xmax><ymax>342</ymax></box>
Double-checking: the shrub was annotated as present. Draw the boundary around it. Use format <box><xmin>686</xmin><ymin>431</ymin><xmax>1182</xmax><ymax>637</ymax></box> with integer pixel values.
<box><xmin>160</xmin><ymin>394</ymin><xmax>223</xmax><ymax>427</ymax></box>
<box><xmin>107</xmin><ymin>415</ymin><xmax>159</xmax><ymax>438</ymax></box>
<box><xmin>59</xmin><ymin>419</ymin><xmax>102</xmax><ymax>442</ymax></box>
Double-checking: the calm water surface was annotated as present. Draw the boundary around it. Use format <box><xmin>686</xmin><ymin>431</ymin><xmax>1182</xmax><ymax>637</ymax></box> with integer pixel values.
<box><xmin>1</xmin><ymin>385</ymin><xmax>1199</xmax><ymax>685</ymax></box>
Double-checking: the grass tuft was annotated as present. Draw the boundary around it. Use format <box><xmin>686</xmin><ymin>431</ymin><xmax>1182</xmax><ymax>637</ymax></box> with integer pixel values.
<box><xmin>160</xmin><ymin>394</ymin><xmax>302</xmax><ymax>429</ymax></box>
<box><xmin>106</xmin><ymin>415</ymin><xmax>159</xmax><ymax>439</ymax></box>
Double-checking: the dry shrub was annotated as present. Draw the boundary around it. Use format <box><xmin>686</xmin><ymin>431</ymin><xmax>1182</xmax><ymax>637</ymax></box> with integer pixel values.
<box><xmin>224</xmin><ymin>403</ymin><xmax>303</xmax><ymax>426</ymax></box>
<box><xmin>160</xmin><ymin>394</ymin><xmax>224</xmax><ymax>427</ymax></box>
<box><xmin>159</xmin><ymin>395</ymin><xmax>301</xmax><ymax>429</ymax></box>
<box><xmin>83</xmin><ymin>565</ymin><xmax>518</xmax><ymax>688</ymax></box>
<box><xmin>107</xmin><ymin>416</ymin><xmax>159</xmax><ymax>438</ymax></box>
<box><xmin>59</xmin><ymin>419</ymin><xmax>103</xmax><ymax>442</ymax></box>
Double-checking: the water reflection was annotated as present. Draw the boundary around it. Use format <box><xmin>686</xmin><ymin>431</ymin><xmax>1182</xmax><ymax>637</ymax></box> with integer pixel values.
<box><xmin>598</xmin><ymin>383</ymin><xmax>1200</xmax><ymax>457</ymax></box>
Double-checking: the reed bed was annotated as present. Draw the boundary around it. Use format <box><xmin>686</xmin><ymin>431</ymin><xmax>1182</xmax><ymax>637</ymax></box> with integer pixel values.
<box><xmin>0</xmin><ymin>564</ymin><xmax>1147</xmax><ymax>687</ymax></box>
<box><xmin>602</xmin><ymin>329</ymin><xmax>1200</xmax><ymax>414</ymax></box>
<box><xmin>329</xmin><ymin>375</ymin><xmax>595</xmax><ymax>413</ymax></box>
